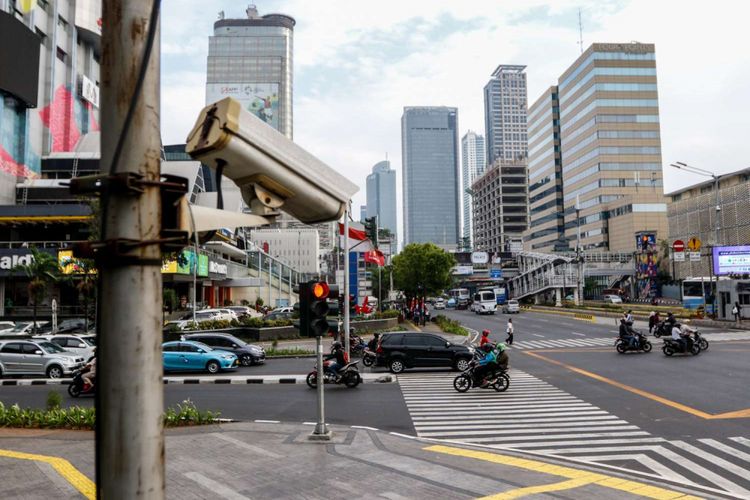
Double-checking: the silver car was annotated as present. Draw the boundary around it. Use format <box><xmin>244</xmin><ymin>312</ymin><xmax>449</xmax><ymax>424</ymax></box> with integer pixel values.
<box><xmin>0</xmin><ymin>340</ymin><xmax>85</xmax><ymax>378</ymax></box>
<box><xmin>32</xmin><ymin>335</ymin><xmax>96</xmax><ymax>361</ymax></box>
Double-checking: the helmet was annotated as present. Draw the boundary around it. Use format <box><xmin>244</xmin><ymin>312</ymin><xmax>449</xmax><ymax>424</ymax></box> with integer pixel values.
<box><xmin>482</xmin><ymin>343</ymin><xmax>494</xmax><ymax>353</ymax></box>
<box><xmin>331</xmin><ymin>341</ymin><xmax>342</xmax><ymax>350</ymax></box>
<box><xmin>496</xmin><ymin>342</ymin><xmax>507</xmax><ymax>352</ymax></box>
<box><xmin>482</xmin><ymin>329</ymin><xmax>490</xmax><ymax>336</ymax></box>
<box><xmin>620</xmin><ymin>318</ymin><xmax>626</xmax><ymax>324</ymax></box>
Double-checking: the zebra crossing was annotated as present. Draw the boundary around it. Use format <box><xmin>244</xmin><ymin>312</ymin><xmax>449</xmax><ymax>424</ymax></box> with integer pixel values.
<box><xmin>398</xmin><ymin>371</ymin><xmax>750</xmax><ymax>498</ymax></box>
<box><xmin>508</xmin><ymin>336</ymin><xmax>615</xmax><ymax>350</ymax></box>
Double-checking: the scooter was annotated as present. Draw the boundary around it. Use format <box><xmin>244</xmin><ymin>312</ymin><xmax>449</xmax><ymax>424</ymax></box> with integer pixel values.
<box><xmin>361</xmin><ymin>348</ymin><xmax>377</xmax><ymax>367</ymax></box>
<box><xmin>615</xmin><ymin>332</ymin><xmax>652</xmax><ymax>353</ymax></box>
<box><xmin>306</xmin><ymin>359</ymin><xmax>362</xmax><ymax>388</ymax></box>
<box><xmin>453</xmin><ymin>359</ymin><xmax>510</xmax><ymax>393</ymax></box>
<box><xmin>662</xmin><ymin>338</ymin><xmax>701</xmax><ymax>356</ymax></box>
<box><xmin>68</xmin><ymin>368</ymin><xmax>95</xmax><ymax>397</ymax></box>
<box><xmin>692</xmin><ymin>330</ymin><xmax>709</xmax><ymax>351</ymax></box>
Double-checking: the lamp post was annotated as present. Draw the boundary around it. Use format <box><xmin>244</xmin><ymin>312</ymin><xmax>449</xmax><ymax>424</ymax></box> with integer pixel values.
<box><xmin>669</xmin><ymin>162</ymin><xmax>721</xmax><ymax>316</ymax></box>
<box><xmin>575</xmin><ymin>195</ymin><xmax>583</xmax><ymax>306</ymax></box>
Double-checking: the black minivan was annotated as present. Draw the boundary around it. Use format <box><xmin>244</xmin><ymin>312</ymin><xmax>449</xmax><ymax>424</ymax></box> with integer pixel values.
<box><xmin>376</xmin><ymin>331</ymin><xmax>473</xmax><ymax>374</ymax></box>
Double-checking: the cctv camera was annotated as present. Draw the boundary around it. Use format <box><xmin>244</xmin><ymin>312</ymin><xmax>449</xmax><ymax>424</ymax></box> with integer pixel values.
<box><xmin>185</xmin><ymin>97</ymin><xmax>359</xmax><ymax>224</ymax></box>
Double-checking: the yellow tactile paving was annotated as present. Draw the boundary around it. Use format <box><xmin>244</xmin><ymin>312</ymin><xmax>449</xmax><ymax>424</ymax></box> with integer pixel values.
<box><xmin>425</xmin><ymin>445</ymin><xmax>702</xmax><ymax>500</ymax></box>
<box><xmin>0</xmin><ymin>449</ymin><xmax>95</xmax><ymax>499</ymax></box>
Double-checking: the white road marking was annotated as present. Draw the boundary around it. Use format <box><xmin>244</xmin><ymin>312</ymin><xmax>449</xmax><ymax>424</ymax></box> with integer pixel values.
<box><xmin>571</xmin><ymin>332</ymin><xmax>586</xmax><ymax>336</ymax></box>
<box><xmin>183</xmin><ymin>472</ymin><xmax>252</xmax><ymax>500</ymax></box>
<box><xmin>653</xmin><ymin>445</ymin><xmax>750</xmax><ymax>497</ymax></box>
<box><xmin>210</xmin><ymin>433</ymin><xmax>282</xmax><ymax>459</ymax></box>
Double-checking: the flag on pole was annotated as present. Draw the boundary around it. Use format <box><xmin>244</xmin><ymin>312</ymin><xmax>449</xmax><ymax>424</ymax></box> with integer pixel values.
<box><xmin>363</xmin><ymin>249</ymin><xmax>385</xmax><ymax>267</ymax></box>
<box><xmin>338</xmin><ymin>222</ymin><xmax>374</xmax><ymax>252</ymax></box>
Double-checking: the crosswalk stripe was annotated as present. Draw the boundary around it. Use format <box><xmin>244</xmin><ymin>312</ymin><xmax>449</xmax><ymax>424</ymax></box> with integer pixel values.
<box><xmin>670</xmin><ymin>440</ymin><xmax>750</xmax><ymax>486</ymax></box>
<box><xmin>412</xmin><ymin>415</ymin><xmax>621</xmax><ymax>424</ymax></box>
<box><xmin>698</xmin><ymin>439</ymin><xmax>750</xmax><ymax>464</ymax></box>
<box><xmin>415</xmin><ymin>421</ymin><xmax>632</xmax><ymax>431</ymax></box>
<box><xmin>652</xmin><ymin>445</ymin><xmax>750</xmax><ymax>497</ymax></box>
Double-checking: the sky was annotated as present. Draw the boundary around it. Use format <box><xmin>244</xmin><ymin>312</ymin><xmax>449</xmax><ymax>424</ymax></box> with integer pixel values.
<box><xmin>161</xmin><ymin>0</ymin><xmax>750</xmax><ymax>242</ymax></box>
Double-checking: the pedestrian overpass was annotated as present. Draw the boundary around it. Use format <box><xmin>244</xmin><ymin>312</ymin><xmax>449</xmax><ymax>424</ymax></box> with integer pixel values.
<box><xmin>508</xmin><ymin>251</ymin><xmax>636</xmax><ymax>304</ymax></box>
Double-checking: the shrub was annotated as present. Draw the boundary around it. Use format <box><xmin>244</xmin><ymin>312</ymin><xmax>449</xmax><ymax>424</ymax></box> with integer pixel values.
<box><xmin>163</xmin><ymin>399</ymin><xmax>219</xmax><ymax>426</ymax></box>
<box><xmin>240</xmin><ymin>317</ymin><xmax>264</xmax><ymax>328</ymax></box>
<box><xmin>374</xmin><ymin>309</ymin><xmax>400</xmax><ymax>319</ymax></box>
<box><xmin>46</xmin><ymin>391</ymin><xmax>62</xmax><ymax>411</ymax></box>
<box><xmin>434</xmin><ymin>315</ymin><xmax>468</xmax><ymax>336</ymax></box>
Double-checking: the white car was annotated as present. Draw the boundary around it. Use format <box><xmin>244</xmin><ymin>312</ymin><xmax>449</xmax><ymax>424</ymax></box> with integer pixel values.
<box><xmin>603</xmin><ymin>295</ymin><xmax>623</xmax><ymax>304</ymax></box>
<box><xmin>434</xmin><ymin>298</ymin><xmax>446</xmax><ymax>310</ymax></box>
<box><xmin>198</xmin><ymin>308</ymin><xmax>238</xmax><ymax>322</ymax></box>
<box><xmin>502</xmin><ymin>300</ymin><xmax>520</xmax><ymax>314</ymax></box>
<box><xmin>2</xmin><ymin>321</ymin><xmax>49</xmax><ymax>336</ymax></box>
<box><xmin>0</xmin><ymin>321</ymin><xmax>15</xmax><ymax>332</ymax></box>
<box><xmin>226</xmin><ymin>305</ymin><xmax>263</xmax><ymax>319</ymax></box>
<box><xmin>32</xmin><ymin>335</ymin><xmax>96</xmax><ymax>360</ymax></box>
<box><xmin>272</xmin><ymin>306</ymin><xmax>294</xmax><ymax>314</ymax></box>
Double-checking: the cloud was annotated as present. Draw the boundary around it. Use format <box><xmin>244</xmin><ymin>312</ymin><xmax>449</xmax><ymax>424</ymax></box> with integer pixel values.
<box><xmin>160</xmin><ymin>0</ymin><xmax>750</xmax><ymax>247</ymax></box>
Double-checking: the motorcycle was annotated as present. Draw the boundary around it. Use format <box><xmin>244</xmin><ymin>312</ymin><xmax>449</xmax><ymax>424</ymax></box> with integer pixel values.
<box><xmin>662</xmin><ymin>338</ymin><xmax>701</xmax><ymax>356</ymax></box>
<box><xmin>453</xmin><ymin>359</ymin><xmax>510</xmax><ymax>393</ymax></box>
<box><xmin>306</xmin><ymin>359</ymin><xmax>362</xmax><ymax>388</ymax></box>
<box><xmin>331</xmin><ymin>334</ymin><xmax>366</xmax><ymax>355</ymax></box>
<box><xmin>692</xmin><ymin>330</ymin><xmax>709</xmax><ymax>351</ymax></box>
<box><xmin>615</xmin><ymin>332</ymin><xmax>652</xmax><ymax>353</ymax></box>
<box><xmin>68</xmin><ymin>368</ymin><xmax>95</xmax><ymax>397</ymax></box>
<box><xmin>361</xmin><ymin>347</ymin><xmax>377</xmax><ymax>367</ymax></box>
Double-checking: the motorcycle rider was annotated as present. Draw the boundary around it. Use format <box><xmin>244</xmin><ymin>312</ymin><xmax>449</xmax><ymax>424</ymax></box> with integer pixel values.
<box><xmin>480</xmin><ymin>329</ymin><xmax>491</xmax><ymax>347</ymax></box>
<box><xmin>680</xmin><ymin>323</ymin><xmax>697</xmax><ymax>350</ymax></box>
<box><xmin>367</xmin><ymin>333</ymin><xmax>380</xmax><ymax>352</ymax></box>
<box><xmin>671</xmin><ymin>322</ymin><xmax>692</xmax><ymax>352</ymax></box>
<box><xmin>474</xmin><ymin>343</ymin><xmax>498</xmax><ymax>387</ymax></box>
<box><xmin>324</xmin><ymin>341</ymin><xmax>347</xmax><ymax>380</ymax></box>
<box><xmin>82</xmin><ymin>348</ymin><xmax>97</xmax><ymax>391</ymax></box>
<box><xmin>619</xmin><ymin>319</ymin><xmax>638</xmax><ymax>349</ymax></box>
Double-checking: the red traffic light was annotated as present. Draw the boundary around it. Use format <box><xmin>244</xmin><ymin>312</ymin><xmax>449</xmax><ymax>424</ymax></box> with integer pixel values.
<box><xmin>312</xmin><ymin>282</ymin><xmax>329</xmax><ymax>299</ymax></box>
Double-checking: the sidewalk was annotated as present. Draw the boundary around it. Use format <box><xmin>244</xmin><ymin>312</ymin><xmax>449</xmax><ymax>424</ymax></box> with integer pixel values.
<box><xmin>0</xmin><ymin>422</ymin><xmax>710</xmax><ymax>499</ymax></box>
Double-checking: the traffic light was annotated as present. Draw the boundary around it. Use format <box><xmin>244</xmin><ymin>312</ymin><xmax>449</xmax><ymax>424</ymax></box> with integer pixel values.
<box><xmin>295</xmin><ymin>280</ymin><xmax>340</xmax><ymax>337</ymax></box>
<box><xmin>364</xmin><ymin>216</ymin><xmax>378</xmax><ymax>248</ymax></box>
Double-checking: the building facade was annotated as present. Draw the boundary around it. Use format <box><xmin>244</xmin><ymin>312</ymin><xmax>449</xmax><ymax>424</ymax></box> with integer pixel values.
<box><xmin>471</xmin><ymin>159</ymin><xmax>529</xmax><ymax>254</ymax></box>
<box><xmin>557</xmin><ymin>42</ymin><xmax>667</xmax><ymax>252</ymax></box>
<box><xmin>0</xmin><ymin>0</ymin><xmax>101</xmax><ymax>202</ymax></box>
<box><xmin>206</xmin><ymin>6</ymin><xmax>294</xmax><ymax>138</ymax></box>
<box><xmin>401</xmin><ymin>107</ymin><xmax>460</xmax><ymax>250</ymax></box>
<box><xmin>667</xmin><ymin>167</ymin><xmax>750</xmax><ymax>279</ymax></box>
<box><xmin>523</xmin><ymin>87</ymin><xmax>566</xmax><ymax>252</ymax></box>
<box><xmin>461</xmin><ymin>131</ymin><xmax>485</xmax><ymax>248</ymax></box>
<box><xmin>366</xmin><ymin>160</ymin><xmax>397</xmax><ymax>252</ymax></box>
<box><xmin>249</xmin><ymin>228</ymin><xmax>320</xmax><ymax>275</ymax></box>
<box><xmin>483</xmin><ymin>65</ymin><xmax>528</xmax><ymax>164</ymax></box>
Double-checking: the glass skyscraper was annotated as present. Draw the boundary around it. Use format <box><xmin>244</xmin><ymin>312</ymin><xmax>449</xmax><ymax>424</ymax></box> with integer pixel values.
<box><xmin>461</xmin><ymin>131</ymin><xmax>486</xmax><ymax>248</ymax></box>
<box><xmin>484</xmin><ymin>65</ymin><xmax>528</xmax><ymax>164</ymax></box>
<box><xmin>366</xmin><ymin>160</ymin><xmax>397</xmax><ymax>253</ymax></box>
<box><xmin>401</xmin><ymin>107</ymin><xmax>460</xmax><ymax>249</ymax></box>
<box><xmin>206</xmin><ymin>6</ymin><xmax>295</xmax><ymax>138</ymax></box>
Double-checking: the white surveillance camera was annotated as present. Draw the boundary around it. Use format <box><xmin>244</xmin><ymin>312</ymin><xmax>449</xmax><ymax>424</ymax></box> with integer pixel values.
<box><xmin>186</xmin><ymin>97</ymin><xmax>358</xmax><ymax>224</ymax></box>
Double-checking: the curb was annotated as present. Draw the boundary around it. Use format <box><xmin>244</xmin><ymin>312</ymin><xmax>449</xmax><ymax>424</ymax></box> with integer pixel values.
<box><xmin>1</xmin><ymin>375</ymin><xmax>395</xmax><ymax>386</ymax></box>
<box><xmin>521</xmin><ymin>306</ymin><xmax>595</xmax><ymax>322</ymax></box>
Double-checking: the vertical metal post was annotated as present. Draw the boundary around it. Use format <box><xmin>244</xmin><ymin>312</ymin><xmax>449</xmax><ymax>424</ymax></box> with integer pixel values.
<box><xmin>97</xmin><ymin>0</ymin><xmax>164</xmax><ymax>498</ymax></box>
<box><xmin>267</xmin><ymin>255</ymin><xmax>272</xmax><ymax>305</ymax></box>
<box><xmin>575</xmin><ymin>196</ymin><xmax>583</xmax><ymax>306</ymax></box>
<box><xmin>288</xmin><ymin>268</ymin><xmax>292</xmax><ymax>301</ymax></box>
<box><xmin>344</xmin><ymin>208</ymin><xmax>350</xmax><ymax>360</ymax></box>
<box><xmin>310</xmin><ymin>335</ymin><xmax>330</xmax><ymax>438</ymax></box>
<box><xmin>713</xmin><ymin>176</ymin><xmax>720</xmax><ymax>317</ymax></box>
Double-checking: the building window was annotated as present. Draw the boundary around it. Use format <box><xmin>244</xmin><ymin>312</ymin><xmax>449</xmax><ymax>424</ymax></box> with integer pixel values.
<box><xmin>56</xmin><ymin>47</ymin><xmax>67</xmax><ymax>62</ymax></box>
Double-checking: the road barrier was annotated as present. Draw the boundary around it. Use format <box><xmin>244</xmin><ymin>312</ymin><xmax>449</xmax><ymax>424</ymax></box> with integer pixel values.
<box><xmin>0</xmin><ymin>375</ymin><xmax>395</xmax><ymax>386</ymax></box>
<box><xmin>520</xmin><ymin>306</ymin><xmax>595</xmax><ymax>322</ymax></box>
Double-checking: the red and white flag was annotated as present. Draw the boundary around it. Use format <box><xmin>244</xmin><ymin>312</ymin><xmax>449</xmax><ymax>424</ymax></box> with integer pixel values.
<box><xmin>338</xmin><ymin>222</ymin><xmax>374</xmax><ymax>252</ymax></box>
<box><xmin>363</xmin><ymin>249</ymin><xmax>385</xmax><ymax>267</ymax></box>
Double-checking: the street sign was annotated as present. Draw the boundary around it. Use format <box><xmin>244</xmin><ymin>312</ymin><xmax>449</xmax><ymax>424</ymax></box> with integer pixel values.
<box><xmin>690</xmin><ymin>251</ymin><xmax>701</xmax><ymax>262</ymax></box>
<box><xmin>674</xmin><ymin>251</ymin><xmax>685</xmax><ymax>262</ymax></box>
<box><xmin>672</xmin><ymin>240</ymin><xmax>685</xmax><ymax>253</ymax></box>
<box><xmin>688</xmin><ymin>237</ymin><xmax>701</xmax><ymax>251</ymax></box>
<box><xmin>490</xmin><ymin>269</ymin><xmax>502</xmax><ymax>279</ymax></box>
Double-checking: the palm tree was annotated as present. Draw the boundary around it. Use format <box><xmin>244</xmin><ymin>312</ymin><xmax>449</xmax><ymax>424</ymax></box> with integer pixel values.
<box><xmin>13</xmin><ymin>248</ymin><xmax>62</xmax><ymax>334</ymax></box>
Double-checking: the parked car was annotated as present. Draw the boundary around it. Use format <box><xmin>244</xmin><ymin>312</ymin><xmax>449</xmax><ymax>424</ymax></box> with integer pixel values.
<box><xmin>226</xmin><ymin>305</ymin><xmax>263</xmax><ymax>319</ymax></box>
<box><xmin>32</xmin><ymin>335</ymin><xmax>96</xmax><ymax>360</ymax></box>
<box><xmin>433</xmin><ymin>298</ymin><xmax>446</xmax><ymax>310</ymax></box>
<box><xmin>1</xmin><ymin>321</ymin><xmax>49</xmax><ymax>336</ymax></box>
<box><xmin>0</xmin><ymin>339</ymin><xmax>85</xmax><ymax>378</ymax></box>
<box><xmin>446</xmin><ymin>298</ymin><xmax>457</xmax><ymax>308</ymax></box>
<box><xmin>375</xmin><ymin>331</ymin><xmax>473</xmax><ymax>374</ymax></box>
<box><xmin>603</xmin><ymin>294</ymin><xmax>623</xmax><ymax>304</ymax></box>
<box><xmin>162</xmin><ymin>340</ymin><xmax>238</xmax><ymax>374</ymax></box>
<box><xmin>0</xmin><ymin>321</ymin><xmax>15</xmax><ymax>332</ymax></box>
<box><xmin>502</xmin><ymin>299</ymin><xmax>520</xmax><ymax>314</ymax></box>
<box><xmin>199</xmin><ymin>308</ymin><xmax>238</xmax><ymax>322</ymax></box>
<box><xmin>271</xmin><ymin>306</ymin><xmax>294</xmax><ymax>314</ymax></box>
<box><xmin>263</xmin><ymin>310</ymin><xmax>294</xmax><ymax>321</ymax></box>
<box><xmin>179</xmin><ymin>311</ymin><xmax>224</xmax><ymax>323</ymax></box>
<box><xmin>184</xmin><ymin>333</ymin><xmax>265</xmax><ymax>366</ymax></box>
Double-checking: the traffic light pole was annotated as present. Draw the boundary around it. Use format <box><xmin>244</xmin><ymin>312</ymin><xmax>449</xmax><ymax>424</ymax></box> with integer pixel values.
<box><xmin>343</xmin><ymin>208</ymin><xmax>351</xmax><ymax>361</ymax></box>
<box><xmin>310</xmin><ymin>335</ymin><xmax>330</xmax><ymax>439</ymax></box>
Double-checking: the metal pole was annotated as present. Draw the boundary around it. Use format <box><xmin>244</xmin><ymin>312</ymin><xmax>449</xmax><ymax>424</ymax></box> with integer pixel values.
<box><xmin>344</xmin><ymin>207</ymin><xmax>351</xmax><ymax>360</ymax></box>
<box><xmin>311</xmin><ymin>335</ymin><xmax>329</xmax><ymax>437</ymax></box>
<box><xmin>97</xmin><ymin>0</ymin><xmax>164</xmax><ymax>497</ymax></box>
<box><xmin>713</xmin><ymin>176</ymin><xmax>720</xmax><ymax>317</ymax></box>
<box><xmin>576</xmin><ymin>203</ymin><xmax>583</xmax><ymax>306</ymax></box>
<box><xmin>267</xmin><ymin>255</ymin><xmax>272</xmax><ymax>306</ymax></box>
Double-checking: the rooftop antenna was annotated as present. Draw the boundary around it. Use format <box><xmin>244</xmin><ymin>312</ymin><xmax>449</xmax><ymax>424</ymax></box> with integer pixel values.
<box><xmin>577</xmin><ymin>8</ymin><xmax>584</xmax><ymax>54</ymax></box>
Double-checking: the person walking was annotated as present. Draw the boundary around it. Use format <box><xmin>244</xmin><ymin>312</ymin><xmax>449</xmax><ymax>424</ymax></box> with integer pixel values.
<box><xmin>732</xmin><ymin>301</ymin><xmax>742</xmax><ymax>325</ymax></box>
<box><xmin>505</xmin><ymin>318</ymin><xmax>514</xmax><ymax>345</ymax></box>
<box><xmin>648</xmin><ymin>311</ymin><xmax>656</xmax><ymax>334</ymax></box>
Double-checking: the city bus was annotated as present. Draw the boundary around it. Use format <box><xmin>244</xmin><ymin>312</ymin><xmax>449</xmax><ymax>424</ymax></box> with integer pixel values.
<box><xmin>682</xmin><ymin>277</ymin><xmax>715</xmax><ymax>314</ymax></box>
<box><xmin>448</xmin><ymin>288</ymin><xmax>471</xmax><ymax>309</ymax></box>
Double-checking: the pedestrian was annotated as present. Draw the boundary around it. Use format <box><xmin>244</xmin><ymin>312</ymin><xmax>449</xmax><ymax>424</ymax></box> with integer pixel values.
<box><xmin>648</xmin><ymin>311</ymin><xmax>656</xmax><ymax>334</ymax></box>
<box><xmin>505</xmin><ymin>318</ymin><xmax>514</xmax><ymax>345</ymax></box>
<box><xmin>732</xmin><ymin>301</ymin><xmax>742</xmax><ymax>324</ymax></box>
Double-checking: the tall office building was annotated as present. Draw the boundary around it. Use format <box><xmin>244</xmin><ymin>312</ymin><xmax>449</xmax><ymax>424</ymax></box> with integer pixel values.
<box><xmin>558</xmin><ymin>43</ymin><xmax>666</xmax><ymax>251</ymax></box>
<box><xmin>206</xmin><ymin>5</ymin><xmax>294</xmax><ymax>138</ymax></box>
<box><xmin>484</xmin><ymin>65</ymin><xmax>528</xmax><ymax>164</ymax></box>
<box><xmin>401</xmin><ymin>107</ymin><xmax>460</xmax><ymax>250</ymax></box>
<box><xmin>461</xmin><ymin>131</ymin><xmax>486</xmax><ymax>248</ymax></box>
<box><xmin>523</xmin><ymin>87</ymin><xmax>566</xmax><ymax>252</ymax></box>
<box><xmin>366</xmin><ymin>160</ymin><xmax>397</xmax><ymax>252</ymax></box>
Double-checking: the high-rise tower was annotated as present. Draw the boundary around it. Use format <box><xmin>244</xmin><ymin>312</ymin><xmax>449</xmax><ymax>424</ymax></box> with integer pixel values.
<box><xmin>461</xmin><ymin>131</ymin><xmax>486</xmax><ymax>248</ymax></box>
<box><xmin>366</xmin><ymin>160</ymin><xmax>397</xmax><ymax>253</ymax></box>
<box><xmin>484</xmin><ymin>65</ymin><xmax>528</xmax><ymax>164</ymax></box>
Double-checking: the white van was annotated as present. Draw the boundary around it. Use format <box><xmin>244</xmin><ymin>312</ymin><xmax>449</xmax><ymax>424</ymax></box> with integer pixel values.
<box><xmin>473</xmin><ymin>290</ymin><xmax>497</xmax><ymax>315</ymax></box>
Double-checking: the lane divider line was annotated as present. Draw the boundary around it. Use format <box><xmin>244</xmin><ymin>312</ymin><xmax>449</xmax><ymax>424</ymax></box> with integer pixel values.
<box><xmin>0</xmin><ymin>449</ymin><xmax>95</xmax><ymax>499</ymax></box>
<box><xmin>425</xmin><ymin>445</ymin><xmax>701</xmax><ymax>500</ymax></box>
<box><xmin>524</xmin><ymin>351</ymin><xmax>750</xmax><ymax>420</ymax></box>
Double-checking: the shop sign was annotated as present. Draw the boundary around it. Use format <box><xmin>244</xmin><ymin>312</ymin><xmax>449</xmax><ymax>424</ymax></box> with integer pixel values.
<box><xmin>198</xmin><ymin>254</ymin><xmax>209</xmax><ymax>277</ymax></box>
<box><xmin>0</xmin><ymin>248</ymin><xmax>55</xmax><ymax>276</ymax></box>
<box><xmin>453</xmin><ymin>265</ymin><xmax>473</xmax><ymax>275</ymax></box>
<box><xmin>471</xmin><ymin>251</ymin><xmax>488</xmax><ymax>264</ymax></box>
<box><xmin>209</xmin><ymin>261</ymin><xmax>228</xmax><ymax>275</ymax></box>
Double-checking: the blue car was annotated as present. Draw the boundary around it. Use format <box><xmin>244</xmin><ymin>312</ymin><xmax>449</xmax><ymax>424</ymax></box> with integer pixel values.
<box><xmin>162</xmin><ymin>341</ymin><xmax>238</xmax><ymax>374</ymax></box>
<box><xmin>447</xmin><ymin>298</ymin><xmax>457</xmax><ymax>308</ymax></box>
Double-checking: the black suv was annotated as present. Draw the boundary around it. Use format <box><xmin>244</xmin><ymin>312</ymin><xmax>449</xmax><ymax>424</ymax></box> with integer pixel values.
<box><xmin>376</xmin><ymin>331</ymin><xmax>472</xmax><ymax>374</ymax></box>
<box><xmin>183</xmin><ymin>333</ymin><xmax>265</xmax><ymax>366</ymax></box>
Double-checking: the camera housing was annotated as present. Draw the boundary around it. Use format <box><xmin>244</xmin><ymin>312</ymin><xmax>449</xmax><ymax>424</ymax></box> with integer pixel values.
<box><xmin>186</xmin><ymin>97</ymin><xmax>358</xmax><ymax>224</ymax></box>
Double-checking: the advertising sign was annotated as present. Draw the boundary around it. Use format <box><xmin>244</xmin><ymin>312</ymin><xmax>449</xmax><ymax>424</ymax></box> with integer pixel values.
<box><xmin>637</xmin><ymin>253</ymin><xmax>658</xmax><ymax>278</ymax></box>
<box><xmin>206</xmin><ymin>83</ymin><xmax>280</xmax><ymax>130</ymax></box>
<box><xmin>79</xmin><ymin>75</ymin><xmax>99</xmax><ymax>107</ymax></box>
<box><xmin>74</xmin><ymin>0</ymin><xmax>102</xmax><ymax>36</ymax></box>
<box><xmin>636</xmin><ymin>233</ymin><xmax>656</xmax><ymax>253</ymax></box>
<box><xmin>509</xmin><ymin>241</ymin><xmax>524</xmax><ymax>254</ymax></box>
<box><xmin>198</xmin><ymin>254</ymin><xmax>209</xmax><ymax>277</ymax></box>
<box><xmin>471</xmin><ymin>251</ymin><xmax>489</xmax><ymax>264</ymax></box>
<box><xmin>453</xmin><ymin>265</ymin><xmax>473</xmax><ymax>275</ymax></box>
<box><xmin>713</xmin><ymin>246</ymin><xmax>750</xmax><ymax>275</ymax></box>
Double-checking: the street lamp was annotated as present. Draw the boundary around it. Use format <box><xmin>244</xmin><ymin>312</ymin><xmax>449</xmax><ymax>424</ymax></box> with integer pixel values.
<box><xmin>669</xmin><ymin>161</ymin><xmax>722</xmax><ymax>316</ymax></box>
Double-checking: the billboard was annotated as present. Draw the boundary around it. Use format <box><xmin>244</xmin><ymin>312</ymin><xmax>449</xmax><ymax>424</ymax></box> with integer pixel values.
<box><xmin>206</xmin><ymin>83</ymin><xmax>280</xmax><ymax>130</ymax></box>
<box><xmin>713</xmin><ymin>246</ymin><xmax>750</xmax><ymax>275</ymax></box>
<box><xmin>0</xmin><ymin>11</ymin><xmax>40</xmax><ymax>106</ymax></box>
<box><xmin>636</xmin><ymin>233</ymin><xmax>656</xmax><ymax>253</ymax></box>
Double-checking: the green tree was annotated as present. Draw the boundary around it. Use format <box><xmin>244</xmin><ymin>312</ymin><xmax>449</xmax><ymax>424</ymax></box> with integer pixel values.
<box><xmin>13</xmin><ymin>249</ymin><xmax>62</xmax><ymax>334</ymax></box>
<box><xmin>392</xmin><ymin>243</ymin><xmax>456</xmax><ymax>299</ymax></box>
